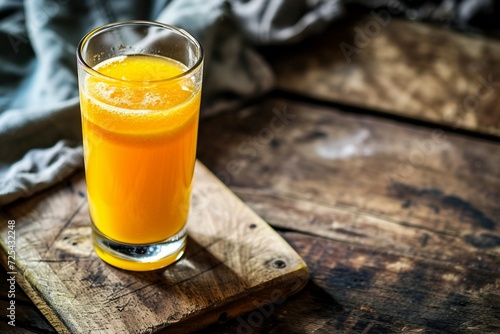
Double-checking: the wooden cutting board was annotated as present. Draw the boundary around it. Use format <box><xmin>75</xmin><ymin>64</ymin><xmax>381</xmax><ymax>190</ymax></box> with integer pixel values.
<box><xmin>0</xmin><ymin>162</ymin><xmax>309</xmax><ymax>333</ymax></box>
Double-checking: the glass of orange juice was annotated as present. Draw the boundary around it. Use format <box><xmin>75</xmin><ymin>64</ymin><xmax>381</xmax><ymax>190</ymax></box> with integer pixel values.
<box><xmin>76</xmin><ymin>21</ymin><xmax>203</xmax><ymax>271</ymax></box>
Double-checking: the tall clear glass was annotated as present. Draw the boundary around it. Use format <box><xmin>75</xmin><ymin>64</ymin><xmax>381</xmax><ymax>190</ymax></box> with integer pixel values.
<box><xmin>77</xmin><ymin>21</ymin><xmax>203</xmax><ymax>271</ymax></box>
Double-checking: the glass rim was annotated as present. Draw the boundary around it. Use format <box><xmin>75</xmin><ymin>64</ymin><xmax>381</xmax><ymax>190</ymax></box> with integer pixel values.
<box><xmin>76</xmin><ymin>20</ymin><xmax>204</xmax><ymax>84</ymax></box>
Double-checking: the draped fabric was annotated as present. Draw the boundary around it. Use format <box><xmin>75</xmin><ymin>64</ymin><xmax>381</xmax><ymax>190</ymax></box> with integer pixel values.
<box><xmin>0</xmin><ymin>0</ymin><xmax>496</xmax><ymax>205</ymax></box>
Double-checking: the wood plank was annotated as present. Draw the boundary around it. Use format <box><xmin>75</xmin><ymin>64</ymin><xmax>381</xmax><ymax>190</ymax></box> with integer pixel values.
<box><xmin>203</xmin><ymin>232</ymin><xmax>500</xmax><ymax>334</ymax></box>
<box><xmin>196</xmin><ymin>95</ymin><xmax>499</xmax><ymax>333</ymax></box>
<box><xmin>265</xmin><ymin>15</ymin><xmax>500</xmax><ymax>136</ymax></box>
<box><xmin>0</xmin><ymin>162</ymin><xmax>308</xmax><ymax>333</ymax></box>
<box><xmin>197</xmin><ymin>99</ymin><xmax>500</xmax><ymax>272</ymax></box>
<box><xmin>4</xmin><ymin>231</ymin><xmax>499</xmax><ymax>334</ymax></box>
<box><xmin>3</xmin><ymin>96</ymin><xmax>499</xmax><ymax>332</ymax></box>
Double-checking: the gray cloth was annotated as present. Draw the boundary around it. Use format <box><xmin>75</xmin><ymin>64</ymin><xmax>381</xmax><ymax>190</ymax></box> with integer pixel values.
<box><xmin>2</xmin><ymin>0</ymin><xmax>496</xmax><ymax>205</ymax></box>
<box><xmin>0</xmin><ymin>0</ymin><xmax>342</xmax><ymax>205</ymax></box>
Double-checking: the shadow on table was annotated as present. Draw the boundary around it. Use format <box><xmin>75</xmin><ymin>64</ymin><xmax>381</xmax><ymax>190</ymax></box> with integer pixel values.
<box><xmin>198</xmin><ymin>279</ymin><xmax>344</xmax><ymax>334</ymax></box>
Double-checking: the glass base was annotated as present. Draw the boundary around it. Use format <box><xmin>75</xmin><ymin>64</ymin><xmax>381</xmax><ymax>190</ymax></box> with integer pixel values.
<box><xmin>92</xmin><ymin>226</ymin><xmax>186</xmax><ymax>271</ymax></box>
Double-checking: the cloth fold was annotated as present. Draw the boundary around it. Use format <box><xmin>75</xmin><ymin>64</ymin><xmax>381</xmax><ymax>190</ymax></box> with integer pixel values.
<box><xmin>1</xmin><ymin>0</ymin><xmax>498</xmax><ymax>205</ymax></box>
<box><xmin>0</xmin><ymin>0</ymin><xmax>343</xmax><ymax>205</ymax></box>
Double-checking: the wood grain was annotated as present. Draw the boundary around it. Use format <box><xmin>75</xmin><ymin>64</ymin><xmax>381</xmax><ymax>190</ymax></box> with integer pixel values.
<box><xmin>265</xmin><ymin>15</ymin><xmax>500</xmax><ymax>136</ymax></box>
<box><xmin>203</xmin><ymin>232</ymin><xmax>500</xmax><ymax>334</ymax></box>
<box><xmin>4</xmin><ymin>22</ymin><xmax>500</xmax><ymax>330</ymax></box>
<box><xmin>2</xmin><ymin>97</ymin><xmax>499</xmax><ymax>333</ymax></box>
<box><xmin>0</xmin><ymin>162</ymin><xmax>308</xmax><ymax>333</ymax></box>
<box><xmin>197</xmin><ymin>98</ymin><xmax>500</xmax><ymax>332</ymax></box>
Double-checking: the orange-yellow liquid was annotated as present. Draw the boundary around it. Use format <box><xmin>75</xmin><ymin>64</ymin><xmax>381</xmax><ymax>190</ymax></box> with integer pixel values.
<box><xmin>80</xmin><ymin>55</ymin><xmax>200</xmax><ymax>251</ymax></box>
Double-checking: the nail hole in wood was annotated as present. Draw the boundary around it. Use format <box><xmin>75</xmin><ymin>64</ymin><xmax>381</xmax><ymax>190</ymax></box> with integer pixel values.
<box><xmin>272</xmin><ymin>259</ymin><xmax>286</xmax><ymax>269</ymax></box>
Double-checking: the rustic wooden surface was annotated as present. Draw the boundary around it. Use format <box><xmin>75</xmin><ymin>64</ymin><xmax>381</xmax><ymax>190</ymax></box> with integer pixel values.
<box><xmin>0</xmin><ymin>163</ymin><xmax>308</xmax><ymax>333</ymax></box>
<box><xmin>196</xmin><ymin>99</ymin><xmax>500</xmax><ymax>333</ymax></box>
<box><xmin>266</xmin><ymin>14</ymin><xmax>500</xmax><ymax>137</ymax></box>
<box><xmin>2</xmin><ymin>14</ymin><xmax>500</xmax><ymax>334</ymax></box>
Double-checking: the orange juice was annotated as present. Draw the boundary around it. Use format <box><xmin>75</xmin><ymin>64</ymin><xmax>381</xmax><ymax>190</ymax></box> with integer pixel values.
<box><xmin>80</xmin><ymin>55</ymin><xmax>201</xmax><ymax>249</ymax></box>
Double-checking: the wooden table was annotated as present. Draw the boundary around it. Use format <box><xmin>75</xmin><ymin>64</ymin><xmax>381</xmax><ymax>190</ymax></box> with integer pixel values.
<box><xmin>2</xmin><ymin>14</ymin><xmax>500</xmax><ymax>333</ymax></box>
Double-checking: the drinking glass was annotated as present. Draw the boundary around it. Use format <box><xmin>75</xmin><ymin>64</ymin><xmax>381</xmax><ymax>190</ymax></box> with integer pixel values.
<box><xmin>77</xmin><ymin>21</ymin><xmax>203</xmax><ymax>271</ymax></box>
